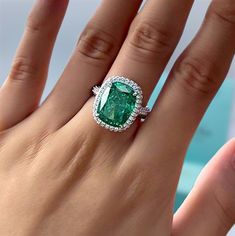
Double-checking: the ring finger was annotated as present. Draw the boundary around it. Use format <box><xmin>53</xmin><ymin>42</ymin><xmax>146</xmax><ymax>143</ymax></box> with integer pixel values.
<box><xmin>65</xmin><ymin>0</ymin><xmax>194</xmax><ymax>137</ymax></box>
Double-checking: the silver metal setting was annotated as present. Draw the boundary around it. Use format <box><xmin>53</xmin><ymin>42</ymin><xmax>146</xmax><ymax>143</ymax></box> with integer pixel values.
<box><xmin>92</xmin><ymin>76</ymin><xmax>150</xmax><ymax>132</ymax></box>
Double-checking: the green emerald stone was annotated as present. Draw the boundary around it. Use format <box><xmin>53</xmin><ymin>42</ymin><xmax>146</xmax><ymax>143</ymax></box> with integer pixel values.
<box><xmin>97</xmin><ymin>82</ymin><xmax>136</xmax><ymax>127</ymax></box>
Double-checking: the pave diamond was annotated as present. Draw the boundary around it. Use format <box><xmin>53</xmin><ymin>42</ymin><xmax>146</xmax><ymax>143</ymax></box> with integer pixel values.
<box><xmin>97</xmin><ymin>82</ymin><xmax>136</xmax><ymax>127</ymax></box>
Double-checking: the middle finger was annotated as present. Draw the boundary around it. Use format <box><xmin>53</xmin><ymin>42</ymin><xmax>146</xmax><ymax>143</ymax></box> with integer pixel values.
<box><xmin>105</xmin><ymin>0</ymin><xmax>195</xmax><ymax>104</ymax></box>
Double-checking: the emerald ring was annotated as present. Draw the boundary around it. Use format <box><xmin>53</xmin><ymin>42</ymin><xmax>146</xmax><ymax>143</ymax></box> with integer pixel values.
<box><xmin>92</xmin><ymin>76</ymin><xmax>150</xmax><ymax>132</ymax></box>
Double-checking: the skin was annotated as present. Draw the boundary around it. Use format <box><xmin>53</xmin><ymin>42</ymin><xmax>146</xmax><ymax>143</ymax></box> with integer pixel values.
<box><xmin>0</xmin><ymin>0</ymin><xmax>235</xmax><ymax>235</ymax></box>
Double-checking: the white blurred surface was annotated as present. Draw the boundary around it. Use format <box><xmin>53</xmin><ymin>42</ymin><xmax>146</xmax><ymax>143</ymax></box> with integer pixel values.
<box><xmin>0</xmin><ymin>0</ymin><xmax>235</xmax><ymax>235</ymax></box>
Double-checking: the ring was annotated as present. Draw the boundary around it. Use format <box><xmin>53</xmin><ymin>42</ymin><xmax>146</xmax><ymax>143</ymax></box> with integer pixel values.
<box><xmin>92</xmin><ymin>76</ymin><xmax>150</xmax><ymax>132</ymax></box>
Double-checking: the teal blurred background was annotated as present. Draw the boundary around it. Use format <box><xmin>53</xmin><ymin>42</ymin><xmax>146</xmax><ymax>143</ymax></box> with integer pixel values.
<box><xmin>1</xmin><ymin>0</ymin><xmax>235</xmax><ymax>234</ymax></box>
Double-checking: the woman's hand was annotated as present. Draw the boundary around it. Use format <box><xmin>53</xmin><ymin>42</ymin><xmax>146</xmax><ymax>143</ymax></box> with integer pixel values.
<box><xmin>0</xmin><ymin>0</ymin><xmax>235</xmax><ymax>235</ymax></box>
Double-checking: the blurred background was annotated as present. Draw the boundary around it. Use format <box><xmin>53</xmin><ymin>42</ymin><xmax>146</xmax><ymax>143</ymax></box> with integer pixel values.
<box><xmin>0</xmin><ymin>0</ymin><xmax>235</xmax><ymax>235</ymax></box>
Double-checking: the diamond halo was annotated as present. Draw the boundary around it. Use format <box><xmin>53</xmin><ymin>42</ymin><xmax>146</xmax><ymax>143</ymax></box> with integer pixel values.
<box><xmin>92</xmin><ymin>76</ymin><xmax>149</xmax><ymax>132</ymax></box>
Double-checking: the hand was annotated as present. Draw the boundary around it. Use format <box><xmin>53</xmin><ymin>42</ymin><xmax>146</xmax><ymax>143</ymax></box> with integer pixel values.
<box><xmin>0</xmin><ymin>0</ymin><xmax>235</xmax><ymax>235</ymax></box>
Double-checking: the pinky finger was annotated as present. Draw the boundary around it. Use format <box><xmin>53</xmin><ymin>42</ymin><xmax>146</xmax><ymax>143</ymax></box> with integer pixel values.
<box><xmin>173</xmin><ymin>139</ymin><xmax>235</xmax><ymax>236</ymax></box>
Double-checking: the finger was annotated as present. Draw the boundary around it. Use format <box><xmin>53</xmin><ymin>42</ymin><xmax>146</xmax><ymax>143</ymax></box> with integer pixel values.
<box><xmin>173</xmin><ymin>139</ymin><xmax>235</xmax><ymax>236</ymax></box>
<box><xmin>61</xmin><ymin>0</ymin><xmax>195</xmax><ymax>140</ymax></box>
<box><xmin>36</xmin><ymin>0</ymin><xmax>143</xmax><ymax>130</ymax></box>
<box><xmin>0</xmin><ymin>0</ymin><xmax>69</xmax><ymax>131</ymax></box>
<box><xmin>131</xmin><ymin>0</ymin><xmax>235</xmax><ymax>188</ymax></box>
<box><xmin>105</xmin><ymin>0</ymin><xmax>194</xmax><ymax>103</ymax></box>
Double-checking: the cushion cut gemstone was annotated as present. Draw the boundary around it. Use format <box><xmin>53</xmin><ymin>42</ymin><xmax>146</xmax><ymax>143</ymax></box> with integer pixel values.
<box><xmin>97</xmin><ymin>82</ymin><xmax>137</xmax><ymax>127</ymax></box>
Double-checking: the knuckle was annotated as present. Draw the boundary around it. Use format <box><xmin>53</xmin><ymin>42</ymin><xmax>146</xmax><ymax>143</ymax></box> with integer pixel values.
<box><xmin>173</xmin><ymin>57</ymin><xmax>218</xmax><ymax>96</ymax></box>
<box><xmin>209</xmin><ymin>0</ymin><xmax>235</xmax><ymax>25</ymax></box>
<box><xmin>26</xmin><ymin>12</ymin><xmax>57</xmax><ymax>38</ymax></box>
<box><xmin>26</xmin><ymin>21</ymin><xmax>42</xmax><ymax>34</ymax></box>
<box><xmin>128</xmin><ymin>21</ymin><xmax>173</xmax><ymax>62</ymax></box>
<box><xmin>9</xmin><ymin>57</ymin><xmax>38</xmax><ymax>82</ymax></box>
<box><xmin>26</xmin><ymin>13</ymin><xmax>47</xmax><ymax>34</ymax></box>
<box><xmin>76</xmin><ymin>25</ymin><xmax>115</xmax><ymax>62</ymax></box>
